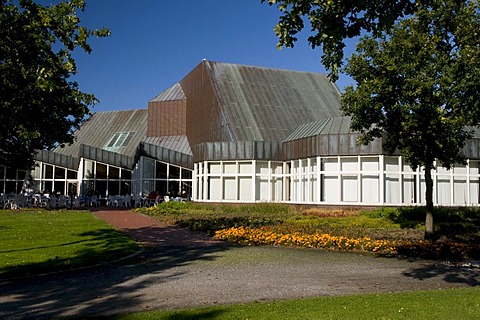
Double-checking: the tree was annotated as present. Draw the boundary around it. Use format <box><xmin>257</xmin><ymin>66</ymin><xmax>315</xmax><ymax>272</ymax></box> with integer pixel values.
<box><xmin>264</xmin><ymin>0</ymin><xmax>480</xmax><ymax>237</ymax></box>
<box><xmin>261</xmin><ymin>0</ymin><xmax>422</xmax><ymax>81</ymax></box>
<box><xmin>0</xmin><ymin>0</ymin><xmax>109</xmax><ymax>170</ymax></box>
<box><xmin>341</xmin><ymin>0</ymin><xmax>480</xmax><ymax>238</ymax></box>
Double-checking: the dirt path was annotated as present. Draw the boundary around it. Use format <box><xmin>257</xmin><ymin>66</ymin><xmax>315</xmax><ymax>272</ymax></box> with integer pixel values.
<box><xmin>0</xmin><ymin>210</ymin><xmax>478</xmax><ymax>320</ymax></box>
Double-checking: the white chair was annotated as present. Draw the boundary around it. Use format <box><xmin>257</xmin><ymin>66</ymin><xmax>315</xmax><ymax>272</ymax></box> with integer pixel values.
<box><xmin>15</xmin><ymin>194</ymin><xmax>27</xmax><ymax>209</ymax></box>
<box><xmin>57</xmin><ymin>195</ymin><xmax>67</xmax><ymax>208</ymax></box>
<box><xmin>3</xmin><ymin>194</ymin><xmax>17</xmax><ymax>209</ymax></box>
<box><xmin>89</xmin><ymin>195</ymin><xmax>98</xmax><ymax>207</ymax></box>
<box><xmin>134</xmin><ymin>195</ymin><xmax>142</xmax><ymax>208</ymax></box>
<box><xmin>49</xmin><ymin>195</ymin><xmax>57</xmax><ymax>208</ymax></box>
<box><xmin>107</xmin><ymin>195</ymin><xmax>120</xmax><ymax>207</ymax></box>
<box><xmin>1</xmin><ymin>194</ymin><xmax>7</xmax><ymax>209</ymax></box>
<box><xmin>121</xmin><ymin>195</ymin><xmax>132</xmax><ymax>207</ymax></box>
<box><xmin>107</xmin><ymin>196</ymin><xmax>114</xmax><ymax>207</ymax></box>
<box><xmin>39</xmin><ymin>195</ymin><xmax>50</xmax><ymax>208</ymax></box>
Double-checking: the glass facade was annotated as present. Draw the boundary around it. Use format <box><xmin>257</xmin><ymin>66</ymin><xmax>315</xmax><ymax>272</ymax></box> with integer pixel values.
<box><xmin>132</xmin><ymin>157</ymin><xmax>193</xmax><ymax>198</ymax></box>
<box><xmin>2</xmin><ymin>154</ymin><xmax>479</xmax><ymax>207</ymax></box>
<box><xmin>1</xmin><ymin>156</ymin><xmax>193</xmax><ymax>200</ymax></box>
<box><xmin>81</xmin><ymin>159</ymin><xmax>132</xmax><ymax>197</ymax></box>
<box><xmin>0</xmin><ymin>166</ymin><xmax>28</xmax><ymax>194</ymax></box>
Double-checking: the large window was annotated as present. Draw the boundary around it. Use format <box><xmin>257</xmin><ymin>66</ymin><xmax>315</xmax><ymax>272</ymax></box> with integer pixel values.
<box><xmin>137</xmin><ymin>157</ymin><xmax>193</xmax><ymax>198</ymax></box>
<box><xmin>82</xmin><ymin>160</ymin><xmax>132</xmax><ymax>197</ymax></box>
<box><xmin>0</xmin><ymin>166</ymin><xmax>27</xmax><ymax>194</ymax></box>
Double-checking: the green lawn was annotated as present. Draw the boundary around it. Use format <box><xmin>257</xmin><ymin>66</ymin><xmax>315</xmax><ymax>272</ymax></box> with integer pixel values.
<box><xmin>0</xmin><ymin>210</ymin><xmax>139</xmax><ymax>279</ymax></box>
<box><xmin>96</xmin><ymin>287</ymin><xmax>480</xmax><ymax>319</ymax></box>
<box><xmin>2</xmin><ymin>207</ymin><xmax>479</xmax><ymax>319</ymax></box>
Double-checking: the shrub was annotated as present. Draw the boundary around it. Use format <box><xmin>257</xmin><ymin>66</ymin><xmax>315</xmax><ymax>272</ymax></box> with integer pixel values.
<box><xmin>361</xmin><ymin>207</ymin><xmax>400</xmax><ymax>220</ymax></box>
<box><xmin>138</xmin><ymin>202</ymin><xmax>291</xmax><ymax>234</ymax></box>
<box><xmin>301</xmin><ymin>207</ymin><xmax>361</xmax><ymax>218</ymax></box>
<box><xmin>286</xmin><ymin>214</ymin><xmax>400</xmax><ymax>230</ymax></box>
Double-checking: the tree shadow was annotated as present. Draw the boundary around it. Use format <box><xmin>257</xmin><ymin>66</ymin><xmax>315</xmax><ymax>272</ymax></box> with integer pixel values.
<box><xmin>0</xmin><ymin>240</ymin><xmax>231</xmax><ymax>319</ymax></box>
<box><xmin>403</xmin><ymin>263</ymin><xmax>480</xmax><ymax>286</ymax></box>
<box><xmin>0</xmin><ymin>228</ymin><xmax>139</xmax><ymax>279</ymax></box>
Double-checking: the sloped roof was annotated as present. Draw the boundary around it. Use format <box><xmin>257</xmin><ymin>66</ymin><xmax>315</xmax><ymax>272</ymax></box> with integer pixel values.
<box><xmin>283</xmin><ymin>117</ymin><xmax>354</xmax><ymax>142</ymax></box>
<box><xmin>54</xmin><ymin>109</ymin><xmax>148</xmax><ymax>159</ymax></box>
<box><xmin>143</xmin><ymin>135</ymin><xmax>192</xmax><ymax>155</ymax></box>
<box><xmin>204</xmin><ymin>61</ymin><xmax>342</xmax><ymax>142</ymax></box>
<box><xmin>150</xmin><ymin>82</ymin><xmax>186</xmax><ymax>102</ymax></box>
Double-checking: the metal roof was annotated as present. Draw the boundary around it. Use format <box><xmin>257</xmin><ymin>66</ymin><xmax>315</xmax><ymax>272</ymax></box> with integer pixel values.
<box><xmin>140</xmin><ymin>142</ymin><xmax>193</xmax><ymax>169</ymax></box>
<box><xmin>150</xmin><ymin>82</ymin><xmax>186</xmax><ymax>102</ymax></box>
<box><xmin>46</xmin><ymin>61</ymin><xmax>480</xmax><ymax>166</ymax></box>
<box><xmin>282</xmin><ymin>117</ymin><xmax>353</xmax><ymax>142</ymax></box>
<box><xmin>143</xmin><ymin>135</ymin><xmax>192</xmax><ymax>155</ymax></box>
<box><xmin>54</xmin><ymin>109</ymin><xmax>148</xmax><ymax>160</ymax></box>
<box><xmin>203</xmin><ymin>61</ymin><xmax>342</xmax><ymax>142</ymax></box>
<box><xmin>35</xmin><ymin>150</ymin><xmax>79</xmax><ymax>170</ymax></box>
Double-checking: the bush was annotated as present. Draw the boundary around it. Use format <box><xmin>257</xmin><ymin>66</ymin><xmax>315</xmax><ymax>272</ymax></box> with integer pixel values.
<box><xmin>361</xmin><ymin>207</ymin><xmax>400</xmax><ymax>220</ymax></box>
<box><xmin>138</xmin><ymin>202</ymin><xmax>291</xmax><ymax>234</ymax></box>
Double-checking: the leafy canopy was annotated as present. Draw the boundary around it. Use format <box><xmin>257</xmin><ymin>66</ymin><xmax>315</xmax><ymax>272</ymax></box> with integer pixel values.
<box><xmin>341</xmin><ymin>0</ymin><xmax>480</xmax><ymax>171</ymax></box>
<box><xmin>262</xmin><ymin>0</ymin><xmax>420</xmax><ymax>81</ymax></box>
<box><xmin>0</xmin><ymin>0</ymin><xmax>109</xmax><ymax>170</ymax></box>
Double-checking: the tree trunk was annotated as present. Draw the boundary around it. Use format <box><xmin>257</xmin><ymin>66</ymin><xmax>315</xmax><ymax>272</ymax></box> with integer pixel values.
<box><xmin>424</xmin><ymin>166</ymin><xmax>435</xmax><ymax>240</ymax></box>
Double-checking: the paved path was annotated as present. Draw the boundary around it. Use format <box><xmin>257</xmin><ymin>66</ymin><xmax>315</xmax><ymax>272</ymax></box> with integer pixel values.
<box><xmin>93</xmin><ymin>209</ymin><xmax>225</xmax><ymax>248</ymax></box>
<box><xmin>0</xmin><ymin>209</ymin><xmax>479</xmax><ymax>320</ymax></box>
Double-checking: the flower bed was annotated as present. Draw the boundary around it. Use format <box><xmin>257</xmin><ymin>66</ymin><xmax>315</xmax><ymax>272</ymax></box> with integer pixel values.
<box><xmin>214</xmin><ymin>226</ymin><xmax>398</xmax><ymax>255</ymax></box>
<box><xmin>214</xmin><ymin>226</ymin><xmax>479</xmax><ymax>261</ymax></box>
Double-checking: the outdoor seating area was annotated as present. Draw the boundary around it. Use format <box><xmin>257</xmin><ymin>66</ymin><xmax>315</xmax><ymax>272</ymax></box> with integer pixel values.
<box><xmin>1</xmin><ymin>193</ymin><xmax>73</xmax><ymax>209</ymax></box>
<box><xmin>1</xmin><ymin>190</ymin><xmax>191</xmax><ymax>210</ymax></box>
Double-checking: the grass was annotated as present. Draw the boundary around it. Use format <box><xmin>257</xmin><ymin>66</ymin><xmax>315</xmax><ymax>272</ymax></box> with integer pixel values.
<box><xmin>89</xmin><ymin>287</ymin><xmax>480</xmax><ymax>319</ymax></box>
<box><xmin>2</xmin><ymin>205</ymin><xmax>479</xmax><ymax>318</ymax></box>
<box><xmin>139</xmin><ymin>203</ymin><xmax>480</xmax><ymax>260</ymax></box>
<box><xmin>0</xmin><ymin>209</ymin><xmax>139</xmax><ymax>279</ymax></box>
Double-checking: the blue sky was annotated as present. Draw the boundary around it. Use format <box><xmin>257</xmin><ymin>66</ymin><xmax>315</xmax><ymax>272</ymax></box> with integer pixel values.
<box><xmin>68</xmin><ymin>0</ymin><xmax>355</xmax><ymax>112</ymax></box>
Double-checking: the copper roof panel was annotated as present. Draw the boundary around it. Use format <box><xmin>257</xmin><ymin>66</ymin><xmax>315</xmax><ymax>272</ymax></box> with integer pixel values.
<box><xmin>150</xmin><ymin>83</ymin><xmax>186</xmax><ymax>102</ymax></box>
<box><xmin>205</xmin><ymin>61</ymin><xmax>342</xmax><ymax>142</ymax></box>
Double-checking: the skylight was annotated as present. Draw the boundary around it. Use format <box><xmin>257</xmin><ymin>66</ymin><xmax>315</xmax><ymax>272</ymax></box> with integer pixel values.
<box><xmin>106</xmin><ymin>132</ymin><xmax>135</xmax><ymax>148</ymax></box>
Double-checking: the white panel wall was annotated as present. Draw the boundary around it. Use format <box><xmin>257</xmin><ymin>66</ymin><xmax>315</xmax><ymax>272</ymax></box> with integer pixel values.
<box><xmin>362</xmin><ymin>175</ymin><xmax>379</xmax><ymax>203</ymax></box>
<box><xmin>223</xmin><ymin>177</ymin><xmax>236</xmax><ymax>200</ymax></box>
<box><xmin>209</xmin><ymin>177</ymin><xmax>222</xmax><ymax>200</ymax></box>
<box><xmin>239</xmin><ymin>177</ymin><xmax>252</xmax><ymax>201</ymax></box>
<box><xmin>342</xmin><ymin>176</ymin><xmax>358</xmax><ymax>202</ymax></box>
<box><xmin>193</xmin><ymin>156</ymin><xmax>480</xmax><ymax>207</ymax></box>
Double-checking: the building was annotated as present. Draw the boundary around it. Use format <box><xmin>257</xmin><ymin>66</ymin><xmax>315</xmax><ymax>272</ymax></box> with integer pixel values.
<box><xmin>3</xmin><ymin>60</ymin><xmax>480</xmax><ymax>206</ymax></box>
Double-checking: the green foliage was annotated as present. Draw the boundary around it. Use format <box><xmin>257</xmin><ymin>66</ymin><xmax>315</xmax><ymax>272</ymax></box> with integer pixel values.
<box><xmin>360</xmin><ymin>207</ymin><xmax>401</xmax><ymax>219</ymax></box>
<box><xmin>262</xmin><ymin>0</ymin><xmax>421</xmax><ymax>81</ymax></box>
<box><xmin>0</xmin><ymin>210</ymin><xmax>138</xmax><ymax>279</ymax></box>
<box><xmin>342</xmin><ymin>0</ymin><xmax>480</xmax><ymax>171</ymax></box>
<box><xmin>138</xmin><ymin>202</ymin><xmax>292</xmax><ymax>234</ymax></box>
<box><xmin>287</xmin><ymin>214</ymin><xmax>400</xmax><ymax>230</ymax></box>
<box><xmin>341</xmin><ymin>0</ymin><xmax>480</xmax><ymax>235</ymax></box>
<box><xmin>263</xmin><ymin>0</ymin><xmax>480</xmax><ymax>238</ymax></box>
<box><xmin>0</xmin><ymin>0</ymin><xmax>110</xmax><ymax>170</ymax></box>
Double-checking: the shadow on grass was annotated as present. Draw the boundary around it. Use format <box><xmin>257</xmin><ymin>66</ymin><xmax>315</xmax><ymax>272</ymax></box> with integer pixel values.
<box><xmin>1</xmin><ymin>218</ymin><xmax>479</xmax><ymax>320</ymax></box>
<box><xmin>0</xmin><ymin>225</ymin><xmax>230</xmax><ymax>320</ymax></box>
<box><xmin>0</xmin><ymin>228</ymin><xmax>139</xmax><ymax>280</ymax></box>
